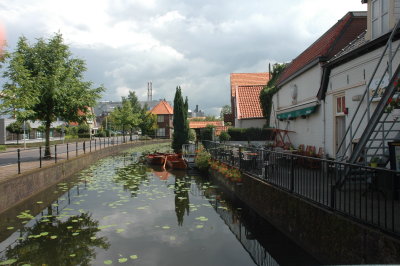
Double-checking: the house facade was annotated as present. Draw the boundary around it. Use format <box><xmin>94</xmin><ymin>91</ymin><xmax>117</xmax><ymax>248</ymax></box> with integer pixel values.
<box><xmin>323</xmin><ymin>0</ymin><xmax>400</xmax><ymax>159</ymax></box>
<box><xmin>270</xmin><ymin>11</ymin><xmax>368</xmax><ymax>157</ymax></box>
<box><xmin>230</xmin><ymin>73</ymin><xmax>270</xmax><ymax>128</ymax></box>
<box><xmin>150</xmin><ymin>100</ymin><xmax>173</xmax><ymax>139</ymax></box>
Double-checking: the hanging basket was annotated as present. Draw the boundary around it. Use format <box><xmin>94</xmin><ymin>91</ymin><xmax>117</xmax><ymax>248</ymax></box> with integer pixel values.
<box><xmin>392</xmin><ymin>108</ymin><xmax>400</xmax><ymax>119</ymax></box>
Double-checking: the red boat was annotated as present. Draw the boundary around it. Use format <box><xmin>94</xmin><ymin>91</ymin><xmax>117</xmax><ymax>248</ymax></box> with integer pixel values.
<box><xmin>165</xmin><ymin>155</ymin><xmax>188</xmax><ymax>170</ymax></box>
<box><xmin>146</xmin><ymin>153</ymin><xmax>168</xmax><ymax>165</ymax></box>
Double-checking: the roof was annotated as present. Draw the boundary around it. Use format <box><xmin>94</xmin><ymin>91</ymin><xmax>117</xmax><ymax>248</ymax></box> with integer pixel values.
<box><xmin>189</xmin><ymin>121</ymin><xmax>224</xmax><ymax>129</ymax></box>
<box><xmin>150</xmin><ymin>100</ymin><xmax>173</xmax><ymax>115</ymax></box>
<box><xmin>277</xmin><ymin>11</ymin><xmax>367</xmax><ymax>86</ymax></box>
<box><xmin>215</xmin><ymin>126</ymin><xmax>230</xmax><ymax>136</ymax></box>
<box><xmin>230</xmin><ymin>73</ymin><xmax>270</xmax><ymax>97</ymax></box>
<box><xmin>236</xmin><ymin>85</ymin><xmax>265</xmax><ymax>119</ymax></box>
<box><xmin>329</xmin><ymin>30</ymin><xmax>368</xmax><ymax>61</ymax></box>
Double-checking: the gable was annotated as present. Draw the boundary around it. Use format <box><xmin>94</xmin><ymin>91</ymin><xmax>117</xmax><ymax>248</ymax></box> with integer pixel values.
<box><xmin>150</xmin><ymin>100</ymin><xmax>173</xmax><ymax>115</ymax></box>
<box><xmin>236</xmin><ymin>85</ymin><xmax>265</xmax><ymax>119</ymax></box>
<box><xmin>230</xmin><ymin>73</ymin><xmax>270</xmax><ymax>98</ymax></box>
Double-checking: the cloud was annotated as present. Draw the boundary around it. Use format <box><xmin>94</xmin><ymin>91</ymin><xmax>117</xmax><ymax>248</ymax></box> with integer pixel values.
<box><xmin>0</xmin><ymin>0</ymin><xmax>367</xmax><ymax>115</ymax></box>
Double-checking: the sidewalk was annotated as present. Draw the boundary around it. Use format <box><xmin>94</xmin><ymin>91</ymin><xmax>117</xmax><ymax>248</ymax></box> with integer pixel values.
<box><xmin>0</xmin><ymin>148</ymin><xmax>86</xmax><ymax>182</ymax></box>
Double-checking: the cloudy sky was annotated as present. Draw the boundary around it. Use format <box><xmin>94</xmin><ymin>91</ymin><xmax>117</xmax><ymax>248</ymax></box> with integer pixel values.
<box><xmin>0</xmin><ymin>0</ymin><xmax>367</xmax><ymax>116</ymax></box>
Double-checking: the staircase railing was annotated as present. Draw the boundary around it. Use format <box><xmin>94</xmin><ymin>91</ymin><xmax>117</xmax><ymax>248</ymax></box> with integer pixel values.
<box><xmin>336</xmin><ymin>19</ymin><xmax>400</xmax><ymax>163</ymax></box>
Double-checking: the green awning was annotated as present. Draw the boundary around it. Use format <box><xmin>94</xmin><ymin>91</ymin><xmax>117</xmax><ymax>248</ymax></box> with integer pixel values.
<box><xmin>277</xmin><ymin>105</ymin><xmax>317</xmax><ymax>120</ymax></box>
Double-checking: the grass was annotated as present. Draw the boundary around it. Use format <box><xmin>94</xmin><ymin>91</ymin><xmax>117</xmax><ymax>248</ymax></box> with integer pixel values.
<box><xmin>0</xmin><ymin>145</ymin><xmax>6</xmax><ymax>151</ymax></box>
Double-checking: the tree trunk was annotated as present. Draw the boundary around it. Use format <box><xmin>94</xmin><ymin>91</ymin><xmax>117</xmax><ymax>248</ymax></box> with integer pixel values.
<box><xmin>44</xmin><ymin>121</ymin><xmax>51</xmax><ymax>158</ymax></box>
<box><xmin>130</xmin><ymin>128</ymin><xmax>133</xmax><ymax>141</ymax></box>
<box><xmin>122</xmin><ymin>126</ymin><xmax>125</xmax><ymax>143</ymax></box>
<box><xmin>16</xmin><ymin>133</ymin><xmax>19</xmax><ymax>145</ymax></box>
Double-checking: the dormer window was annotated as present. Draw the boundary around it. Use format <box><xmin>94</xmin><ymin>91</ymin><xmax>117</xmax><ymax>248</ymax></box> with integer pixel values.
<box><xmin>372</xmin><ymin>0</ymin><xmax>390</xmax><ymax>39</ymax></box>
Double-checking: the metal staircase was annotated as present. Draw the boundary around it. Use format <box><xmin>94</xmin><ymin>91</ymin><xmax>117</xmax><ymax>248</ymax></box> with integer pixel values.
<box><xmin>336</xmin><ymin>20</ymin><xmax>400</xmax><ymax>165</ymax></box>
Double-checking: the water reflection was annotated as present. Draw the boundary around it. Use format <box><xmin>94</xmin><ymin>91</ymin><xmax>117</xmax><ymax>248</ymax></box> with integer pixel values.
<box><xmin>173</xmin><ymin>171</ymin><xmax>190</xmax><ymax>226</ymax></box>
<box><xmin>114</xmin><ymin>161</ymin><xmax>150</xmax><ymax>198</ymax></box>
<box><xmin>2</xmin><ymin>210</ymin><xmax>109</xmax><ymax>265</ymax></box>
<box><xmin>0</xmin><ymin>148</ymin><xmax>318</xmax><ymax>266</ymax></box>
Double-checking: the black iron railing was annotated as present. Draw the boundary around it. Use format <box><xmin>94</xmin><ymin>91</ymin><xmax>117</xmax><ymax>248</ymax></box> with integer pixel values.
<box><xmin>203</xmin><ymin>141</ymin><xmax>400</xmax><ymax>238</ymax></box>
<box><xmin>1</xmin><ymin>135</ymin><xmax>152</xmax><ymax>175</ymax></box>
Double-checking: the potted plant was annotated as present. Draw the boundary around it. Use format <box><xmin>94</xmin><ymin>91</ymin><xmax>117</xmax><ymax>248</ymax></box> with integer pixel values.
<box><xmin>370</xmin><ymin>157</ymin><xmax>379</xmax><ymax>167</ymax></box>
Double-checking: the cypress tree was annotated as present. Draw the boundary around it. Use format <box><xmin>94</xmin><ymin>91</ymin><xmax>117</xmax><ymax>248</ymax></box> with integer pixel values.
<box><xmin>172</xmin><ymin>86</ymin><xmax>189</xmax><ymax>153</ymax></box>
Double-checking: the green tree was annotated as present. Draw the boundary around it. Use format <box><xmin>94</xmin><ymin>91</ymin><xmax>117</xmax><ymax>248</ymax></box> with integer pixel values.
<box><xmin>0</xmin><ymin>33</ymin><xmax>104</xmax><ymax>157</ymax></box>
<box><xmin>172</xmin><ymin>86</ymin><xmax>189</xmax><ymax>153</ymax></box>
<box><xmin>110</xmin><ymin>98</ymin><xmax>140</xmax><ymax>142</ymax></box>
<box><xmin>260</xmin><ymin>63</ymin><xmax>286</xmax><ymax>127</ymax></box>
<box><xmin>139</xmin><ymin>104</ymin><xmax>157</xmax><ymax>137</ymax></box>
<box><xmin>127</xmin><ymin>91</ymin><xmax>142</xmax><ymax>114</ymax></box>
<box><xmin>6</xmin><ymin>120</ymin><xmax>30</xmax><ymax>144</ymax></box>
<box><xmin>220</xmin><ymin>104</ymin><xmax>231</xmax><ymax>119</ymax></box>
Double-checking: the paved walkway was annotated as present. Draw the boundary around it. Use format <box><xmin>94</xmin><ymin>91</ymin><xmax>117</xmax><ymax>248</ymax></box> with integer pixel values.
<box><xmin>0</xmin><ymin>148</ymin><xmax>87</xmax><ymax>182</ymax></box>
<box><xmin>0</xmin><ymin>136</ymin><xmax>141</xmax><ymax>182</ymax></box>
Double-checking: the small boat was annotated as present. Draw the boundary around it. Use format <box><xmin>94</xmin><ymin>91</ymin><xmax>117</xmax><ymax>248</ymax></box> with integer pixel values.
<box><xmin>146</xmin><ymin>152</ymin><xmax>168</xmax><ymax>165</ymax></box>
<box><xmin>165</xmin><ymin>155</ymin><xmax>188</xmax><ymax>170</ymax></box>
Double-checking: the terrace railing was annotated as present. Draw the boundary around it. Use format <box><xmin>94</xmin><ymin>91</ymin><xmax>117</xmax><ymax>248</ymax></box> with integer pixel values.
<box><xmin>203</xmin><ymin>141</ymin><xmax>400</xmax><ymax>238</ymax></box>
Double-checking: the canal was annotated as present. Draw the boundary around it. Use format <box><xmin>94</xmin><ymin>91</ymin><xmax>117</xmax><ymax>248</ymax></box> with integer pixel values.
<box><xmin>0</xmin><ymin>143</ymin><xmax>319</xmax><ymax>265</ymax></box>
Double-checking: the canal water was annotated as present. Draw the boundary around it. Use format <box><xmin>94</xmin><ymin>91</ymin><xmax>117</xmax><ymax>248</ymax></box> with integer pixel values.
<box><xmin>0</xmin><ymin>143</ymin><xmax>319</xmax><ymax>266</ymax></box>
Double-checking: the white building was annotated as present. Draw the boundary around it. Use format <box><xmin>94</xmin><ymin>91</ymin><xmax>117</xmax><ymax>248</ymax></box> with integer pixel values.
<box><xmin>270</xmin><ymin>11</ymin><xmax>367</xmax><ymax>158</ymax></box>
<box><xmin>271</xmin><ymin>0</ymin><xmax>400</xmax><ymax>163</ymax></box>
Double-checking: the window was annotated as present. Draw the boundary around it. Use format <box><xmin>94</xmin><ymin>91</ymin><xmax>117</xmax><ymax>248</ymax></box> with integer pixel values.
<box><xmin>156</xmin><ymin>128</ymin><xmax>165</xmax><ymax>137</ymax></box>
<box><xmin>336</xmin><ymin>96</ymin><xmax>346</xmax><ymax>114</ymax></box>
<box><xmin>157</xmin><ymin>115</ymin><xmax>164</xmax><ymax>122</ymax></box>
<box><xmin>372</xmin><ymin>0</ymin><xmax>390</xmax><ymax>39</ymax></box>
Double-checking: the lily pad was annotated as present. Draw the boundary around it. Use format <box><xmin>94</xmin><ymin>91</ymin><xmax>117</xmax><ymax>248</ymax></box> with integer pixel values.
<box><xmin>118</xmin><ymin>258</ymin><xmax>128</xmax><ymax>263</ymax></box>
<box><xmin>130</xmin><ymin>255</ymin><xmax>138</xmax><ymax>260</ymax></box>
<box><xmin>0</xmin><ymin>259</ymin><xmax>17</xmax><ymax>265</ymax></box>
<box><xmin>104</xmin><ymin>260</ymin><xmax>113</xmax><ymax>265</ymax></box>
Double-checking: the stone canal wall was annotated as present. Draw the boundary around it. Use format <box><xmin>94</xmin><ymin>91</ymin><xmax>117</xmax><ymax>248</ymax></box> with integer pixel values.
<box><xmin>0</xmin><ymin>139</ymin><xmax>170</xmax><ymax>214</ymax></box>
<box><xmin>209</xmin><ymin>169</ymin><xmax>400</xmax><ymax>265</ymax></box>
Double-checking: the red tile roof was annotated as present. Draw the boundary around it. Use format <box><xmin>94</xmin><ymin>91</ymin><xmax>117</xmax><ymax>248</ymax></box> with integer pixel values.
<box><xmin>150</xmin><ymin>100</ymin><xmax>173</xmax><ymax>115</ymax></box>
<box><xmin>215</xmin><ymin>126</ymin><xmax>230</xmax><ymax>136</ymax></box>
<box><xmin>189</xmin><ymin>121</ymin><xmax>224</xmax><ymax>129</ymax></box>
<box><xmin>277</xmin><ymin>12</ymin><xmax>367</xmax><ymax>86</ymax></box>
<box><xmin>236</xmin><ymin>85</ymin><xmax>264</xmax><ymax>119</ymax></box>
<box><xmin>230</xmin><ymin>73</ymin><xmax>270</xmax><ymax>97</ymax></box>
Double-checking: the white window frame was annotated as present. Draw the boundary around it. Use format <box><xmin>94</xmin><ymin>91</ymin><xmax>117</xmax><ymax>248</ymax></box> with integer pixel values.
<box><xmin>371</xmin><ymin>0</ymin><xmax>390</xmax><ymax>39</ymax></box>
<box><xmin>157</xmin><ymin>115</ymin><xmax>164</xmax><ymax>122</ymax></box>
<box><xmin>156</xmin><ymin>128</ymin><xmax>165</xmax><ymax>137</ymax></box>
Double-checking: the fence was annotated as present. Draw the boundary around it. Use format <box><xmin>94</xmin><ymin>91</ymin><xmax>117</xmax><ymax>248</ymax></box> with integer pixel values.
<box><xmin>203</xmin><ymin>141</ymin><xmax>400</xmax><ymax>238</ymax></box>
<box><xmin>0</xmin><ymin>136</ymin><xmax>143</xmax><ymax>176</ymax></box>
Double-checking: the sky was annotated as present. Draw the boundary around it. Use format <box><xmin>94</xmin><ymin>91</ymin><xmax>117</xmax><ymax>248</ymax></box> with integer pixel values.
<box><xmin>0</xmin><ymin>0</ymin><xmax>367</xmax><ymax>116</ymax></box>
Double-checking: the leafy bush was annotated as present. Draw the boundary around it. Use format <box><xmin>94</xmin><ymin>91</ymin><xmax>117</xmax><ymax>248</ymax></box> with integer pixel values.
<box><xmin>219</xmin><ymin>131</ymin><xmax>230</xmax><ymax>142</ymax></box>
<box><xmin>195</xmin><ymin>147</ymin><xmax>211</xmax><ymax>172</ymax></box>
<box><xmin>77</xmin><ymin>133</ymin><xmax>91</xmax><ymax>139</ymax></box>
<box><xmin>95</xmin><ymin>131</ymin><xmax>106</xmax><ymax>137</ymax></box>
<box><xmin>188</xmin><ymin>129</ymin><xmax>196</xmax><ymax>142</ymax></box>
<box><xmin>199</xmin><ymin>125</ymin><xmax>214</xmax><ymax>141</ymax></box>
<box><xmin>77</xmin><ymin>124</ymin><xmax>90</xmax><ymax>134</ymax></box>
<box><xmin>0</xmin><ymin>145</ymin><xmax>5</xmax><ymax>151</ymax></box>
<box><xmin>227</xmin><ymin>127</ymin><xmax>275</xmax><ymax>141</ymax></box>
